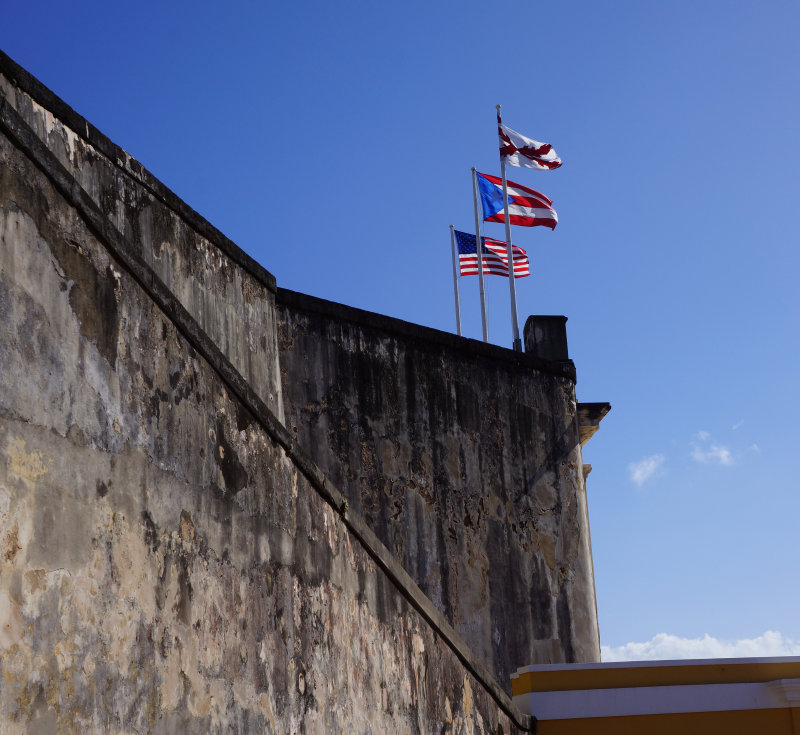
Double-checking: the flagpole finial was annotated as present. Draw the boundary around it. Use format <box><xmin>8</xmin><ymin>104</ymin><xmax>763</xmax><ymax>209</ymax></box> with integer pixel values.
<box><xmin>496</xmin><ymin>104</ymin><xmax>502</xmax><ymax>111</ymax></box>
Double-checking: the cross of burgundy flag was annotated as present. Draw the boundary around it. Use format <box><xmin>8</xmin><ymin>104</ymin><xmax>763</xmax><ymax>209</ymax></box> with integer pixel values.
<box><xmin>477</xmin><ymin>172</ymin><xmax>558</xmax><ymax>229</ymax></box>
<box><xmin>498</xmin><ymin>113</ymin><xmax>562</xmax><ymax>171</ymax></box>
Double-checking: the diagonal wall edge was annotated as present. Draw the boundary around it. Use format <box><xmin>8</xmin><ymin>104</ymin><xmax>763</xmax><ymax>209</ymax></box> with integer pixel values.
<box><xmin>0</xmin><ymin>93</ymin><xmax>537</xmax><ymax>732</ymax></box>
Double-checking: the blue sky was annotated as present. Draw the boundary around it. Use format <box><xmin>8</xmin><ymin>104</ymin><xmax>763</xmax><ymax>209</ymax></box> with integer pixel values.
<box><xmin>4</xmin><ymin>1</ymin><xmax>799</xmax><ymax>660</ymax></box>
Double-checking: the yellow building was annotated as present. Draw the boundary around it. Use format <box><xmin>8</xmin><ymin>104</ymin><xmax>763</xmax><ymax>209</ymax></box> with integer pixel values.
<box><xmin>512</xmin><ymin>657</ymin><xmax>800</xmax><ymax>734</ymax></box>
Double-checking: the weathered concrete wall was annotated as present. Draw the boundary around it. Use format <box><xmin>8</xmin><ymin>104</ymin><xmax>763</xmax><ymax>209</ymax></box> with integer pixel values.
<box><xmin>276</xmin><ymin>291</ymin><xmax>601</xmax><ymax>692</ymax></box>
<box><xmin>0</xmin><ymin>49</ymin><xmax>608</xmax><ymax>731</ymax></box>
<box><xmin>0</xmin><ymin>52</ymin><xmax>282</xmax><ymax>421</ymax></box>
<box><xmin>0</xmin><ymin>94</ymin><xmax>532</xmax><ymax>732</ymax></box>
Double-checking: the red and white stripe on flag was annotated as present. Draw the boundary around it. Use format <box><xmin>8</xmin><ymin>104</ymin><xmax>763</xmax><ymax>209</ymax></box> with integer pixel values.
<box><xmin>480</xmin><ymin>173</ymin><xmax>558</xmax><ymax>229</ymax></box>
<box><xmin>459</xmin><ymin>237</ymin><xmax>530</xmax><ymax>278</ymax></box>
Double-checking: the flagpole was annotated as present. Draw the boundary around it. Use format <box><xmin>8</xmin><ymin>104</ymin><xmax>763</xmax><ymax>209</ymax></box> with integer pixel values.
<box><xmin>497</xmin><ymin>104</ymin><xmax>522</xmax><ymax>352</ymax></box>
<box><xmin>471</xmin><ymin>167</ymin><xmax>489</xmax><ymax>342</ymax></box>
<box><xmin>449</xmin><ymin>225</ymin><xmax>462</xmax><ymax>337</ymax></box>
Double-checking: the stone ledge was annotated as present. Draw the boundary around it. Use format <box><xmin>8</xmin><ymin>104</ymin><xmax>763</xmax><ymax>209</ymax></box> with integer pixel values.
<box><xmin>577</xmin><ymin>403</ymin><xmax>611</xmax><ymax>446</ymax></box>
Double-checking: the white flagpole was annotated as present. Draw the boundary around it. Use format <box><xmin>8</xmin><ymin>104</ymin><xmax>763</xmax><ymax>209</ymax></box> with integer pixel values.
<box><xmin>497</xmin><ymin>104</ymin><xmax>522</xmax><ymax>352</ymax></box>
<box><xmin>471</xmin><ymin>167</ymin><xmax>489</xmax><ymax>342</ymax></box>
<box><xmin>449</xmin><ymin>225</ymin><xmax>462</xmax><ymax>337</ymax></box>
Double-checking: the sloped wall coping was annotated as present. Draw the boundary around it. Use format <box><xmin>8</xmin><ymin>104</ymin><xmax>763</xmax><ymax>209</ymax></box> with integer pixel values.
<box><xmin>0</xmin><ymin>83</ymin><xmax>537</xmax><ymax>733</ymax></box>
<box><xmin>0</xmin><ymin>49</ymin><xmax>277</xmax><ymax>294</ymax></box>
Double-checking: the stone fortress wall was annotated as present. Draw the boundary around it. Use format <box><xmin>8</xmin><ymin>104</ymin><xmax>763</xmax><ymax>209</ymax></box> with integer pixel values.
<box><xmin>0</xmin><ymin>51</ymin><xmax>605</xmax><ymax>733</ymax></box>
<box><xmin>275</xmin><ymin>291</ymin><xmax>601</xmax><ymax>690</ymax></box>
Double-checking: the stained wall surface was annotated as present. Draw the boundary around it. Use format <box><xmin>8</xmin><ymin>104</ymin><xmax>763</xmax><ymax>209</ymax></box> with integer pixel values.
<box><xmin>0</xmin><ymin>88</ymin><xmax>530</xmax><ymax>732</ymax></box>
<box><xmin>0</xmin><ymin>54</ymin><xmax>283</xmax><ymax>420</ymax></box>
<box><xmin>276</xmin><ymin>291</ymin><xmax>601</xmax><ymax>692</ymax></box>
<box><xmin>0</xmin><ymin>49</ymin><xmax>603</xmax><ymax>732</ymax></box>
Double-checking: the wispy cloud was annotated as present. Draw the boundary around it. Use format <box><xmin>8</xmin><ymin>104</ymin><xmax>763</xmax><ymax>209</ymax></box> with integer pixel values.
<box><xmin>690</xmin><ymin>431</ymin><xmax>733</xmax><ymax>465</ymax></box>
<box><xmin>691</xmin><ymin>444</ymin><xmax>733</xmax><ymax>465</ymax></box>
<box><xmin>628</xmin><ymin>454</ymin><xmax>665</xmax><ymax>486</ymax></box>
<box><xmin>602</xmin><ymin>631</ymin><xmax>800</xmax><ymax>662</ymax></box>
<box><xmin>750</xmin><ymin>443</ymin><xmax>761</xmax><ymax>453</ymax></box>
<box><xmin>732</xmin><ymin>419</ymin><xmax>744</xmax><ymax>431</ymax></box>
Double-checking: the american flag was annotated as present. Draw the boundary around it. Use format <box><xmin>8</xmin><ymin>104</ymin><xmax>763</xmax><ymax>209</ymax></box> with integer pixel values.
<box><xmin>498</xmin><ymin>112</ymin><xmax>562</xmax><ymax>171</ymax></box>
<box><xmin>454</xmin><ymin>230</ymin><xmax>530</xmax><ymax>278</ymax></box>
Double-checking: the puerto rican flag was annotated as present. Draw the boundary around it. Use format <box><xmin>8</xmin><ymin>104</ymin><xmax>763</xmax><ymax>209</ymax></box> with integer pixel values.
<box><xmin>477</xmin><ymin>172</ymin><xmax>558</xmax><ymax>229</ymax></box>
<box><xmin>498</xmin><ymin>113</ymin><xmax>562</xmax><ymax>171</ymax></box>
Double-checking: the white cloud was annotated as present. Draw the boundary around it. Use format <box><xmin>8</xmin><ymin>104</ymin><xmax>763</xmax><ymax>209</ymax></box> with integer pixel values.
<box><xmin>732</xmin><ymin>419</ymin><xmax>744</xmax><ymax>431</ymax></box>
<box><xmin>750</xmin><ymin>443</ymin><xmax>761</xmax><ymax>453</ymax></box>
<box><xmin>602</xmin><ymin>631</ymin><xmax>800</xmax><ymax>662</ymax></box>
<box><xmin>691</xmin><ymin>443</ymin><xmax>733</xmax><ymax>465</ymax></box>
<box><xmin>690</xmin><ymin>431</ymin><xmax>733</xmax><ymax>465</ymax></box>
<box><xmin>628</xmin><ymin>454</ymin><xmax>664</xmax><ymax>486</ymax></box>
